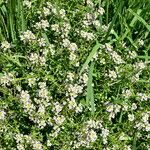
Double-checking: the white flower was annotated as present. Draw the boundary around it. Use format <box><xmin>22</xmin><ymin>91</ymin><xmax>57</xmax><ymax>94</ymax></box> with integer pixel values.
<box><xmin>47</xmin><ymin>140</ymin><xmax>52</xmax><ymax>147</ymax></box>
<box><xmin>28</xmin><ymin>78</ymin><xmax>36</xmax><ymax>87</ymax></box>
<box><xmin>1</xmin><ymin>41</ymin><xmax>11</xmax><ymax>50</ymax></box>
<box><xmin>86</xmin><ymin>33</ymin><xmax>95</xmax><ymax>41</ymax></box>
<box><xmin>84</xmin><ymin>13</ymin><xmax>93</xmax><ymax>21</ymax></box>
<box><xmin>80</xmin><ymin>31</ymin><xmax>95</xmax><ymax>41</ymax></box>
<box><xmin>32</xmin><ymin>141</ymin><xmax>43</xmax><ymax>150</ymax></box>
<box><xmin>43</xmin><ymin>7</ymin><xmax>51</xmax><ymax>16</ymax></box>
<box><xmin>20</xmin><ymin>30</ymin><xmax>36</xmax><ymax>43</ymax></box>
<box><xmin>135</xmin><ymin>122</ymin><xmax>145</xmax><ymax>130</ymax></box>
<box><xmin>124</xmin><ymin>145</ymin><xmax>132</xmax><ymax>150</ymax></box>
<box><xmin>37</xmin><ymin>105</ymin><xmax>45</xmax><ymax>115</ymax></box>
<box><xmin>38</xmin><ymin>88</ymin><xmax>48</xmax><ymax>99</ymax></box>
<box><xmin>80</xmin><ymin>73</ymin><xmax>88</xmax><ymax>84</ymax></box>
<box><xmin>134</xmin><ymin>61</ymin><xmax>146</xmax><ymax>70</ymax></box>
<box><xmin>59</xmin><ymin>9</ymin><xmax>66</xmax><ymax>18</ymax></box>
<box><xmin>62</xmin><ymin>39</ymin><xmax>70</xmax><ymax>48</ymax></box>
<box><xmin>87</xmin><ymin>129</ymin><xmax>97</xmax><ymax>142</ymax></box>
<box><xmin>86</xmin><ymin>119</ymin><xmax>101</xmax><ymax>129</ymax></box>
<box><xmin>100</xmin><ymin>58</ymin><xmax>106</xmax><ymax>64</ymax></box>
<box><xmin>122</xmin><ymin>103</ymin><xmax>129</xmax><ymax>111</ymax></box>
<box><xmin>128</xmin><ymin>114</ymin><xmax>135</xmax><ymax>121</ymax></box>
<box><xmin>46</xmin><ymin>2</ymin><xmax>52</xmax><ymax>9</ymax></box>
<box><xmin>114</xmin><ymin>104</ymin><xmax>121</xmax><ymax>113</ymax></box>
<box><xmin>42</xmin><ymin>48</ymin><xmax>49</xmax><ymax>56</ymax></box>
<box><xmin>86</xmin><ymin>0</ymin><xmax>94</xmax><ymax>7</ymax></box>
<box><xmin>51</xmin><ymin>8</ymin><xmax>57</xmax><ymax>14</ymax></box>
<box><xmin>29</xmin><ymin>53</ymin><xmax>39</xmax><ymax>64</ymax></box>
<box><xmin>93</xmin><ymin>20</ymin><xmax>101</xmax><ymax>27</ymax></box>
<box><xmin>92</xmin><ymin>52</ymin><xmax>98</xmax><ymax>60</ymax></box>
<box><xmin>23</xmin><ymin>0</ymin><xmax>32</xmax><ymax>8</ymax></box>
<box><xmin>131</xmin><ymin>73</ymin><xmax>140</xmax><ymax>82</ymax></box>
<box><xmin>75</xmin><ymin>104</ymin><xmax>83</xmax><ymax>113</ymax></box>
<box><xmin>52</xmin><ymin>102</ymin><xmax>63</xmax><ymax>114</ymax></box>
<box><xmin>108</xmin><ymin>70</ymin><xmax>117</xmax><ymax>79</ymax></box>
<box><xmin>20</xmin><ymin>90</ymin><xmax>35</xmax><ymax>113</ymax></box>
<box><xmin>68</xmin><ymin>43</ymin><xmax>78</xmax><ymax>51</ymax></box>
<box><xmin>17</xmin><ymin>144</ymin><xmax>25</xmax><ymax>150</ymax></box>
<box><xmin>41</xmin><ymin>20</ymin><xmax>49</xmax><ymax>30</ymax></box>
<box><xmin>102</xmin><ymin>128</ymin><xmax>109</xmax><ymax>136</ymax></box>
<box><xmin>67</xmin><ymin>84</ymin><xmax>83</xmax><ymax>98</ymax></box>
<box><xmin>38</xmin><ymin>38</ymin><xmax>46</xmax><ymax>47</ymax></box>
<box><xmin>0</xmin><ymin>73</ymin><xmax>13</xmax><ymax>86</ymax></box>
<box><xmin>102</xmin><ymin>25</ymin><xmax>108</xmax><ymax>32</ymax></box>
<box><xmin>122</xmin><ymin>89</ymin><xmax>132</xmax><ymax>98</ymax></box>
<box><xmin>121</xmin><ymin>42</ymin><xmax>127</xmax><ymax>48</ymax></box>
<box><xmin>38</xmin><ymin>82</ymin><xmax>46</xmax><ymax>88</ymax></box>
<box><xmin>80</xmin><ymin>30</ymin><xmax>87</xmax><ymax>38</ymax></box>
<box><xmin>66</xmin><ymin>72</ymin><xmax>74</xmax><ymax>81</ymax></box>
<box><xmin>69</xmin><ymin>52</ymin><xmax>76</xmax><ymax>61</ymax></box>
<box><xmin>35</xmin><ymin>20</ymin><xmax>49</xmax><ymax>30</ymax></box>
<box><xmin>53</xmin><ymin>115</ymin><xmax>65</xmax><ymax>125</ymax></box>
<box><xmin>131</xmin><ymin>103</ymin><xmax>137</xmax><ymax>110</ymax></box>
<box><xmin>137</xmin><ymin>93</ymin><xmax>148</xmax><ymax>101</ymax></box>
<box><xmin>145</xmin><ymin>124</ymin><xmax>150</xmax><ymax>132</ymax></box>
<box><xmin>0</xmin><ymin>110</ymin><xmax>6</xmax><ymax>120</ymax></box>
<box><xmin>142</xmin><ymin>113</ymin><xmax>149</xmax><ymax>123</ymax></box>
<box><xmin>38</xmin><ymin>120</ymin><xmax>46</xmax><ymax>129</ymax></box>
<box><xmin>83</xmin><ymin>20</ymin><xmax>90</xmax><ymax>27</ymax></box>
<box><xmin>105</xmin><ymin>43</ymin><xmax>113</xmax><ymax>52</ymax></box>
<box><xmin>15</xmin><ymin>134</ymin><xmax>24</xmax><ymax>143</ymax></box>
<box><xmin>138</xmin><ymin>39</ymin><xmax>144</xmax><ymax>46</ymax></box>
<box><xmin>109</xmin><ymin>112</ymin><xmax>115</xmax><ymax>120</ymax></box>
<box><xmin>51</xmin><ymin>24</ymin><xmax>59</xmax><ymax>32</ymax></box>
<box><xmin>128</xmin><ymin>51</ymin><xmax>137</xmax><ymax>59</ymax></box>
<box><xmin>119</xmin><ymin>133</ymin><xmax>130</xmax><ymax>141</ymax></box>
<box><xmin>98</xmin><ymin>7</ymin><xmax>105</xmax><ymax>15</ymax></box>
<box><xmin>68</xmin><ymin>99</ymin><xmax>77</xmax><ymax>109</ymax></box>
<box><xmin>75</xmin><ymin>62</ymin><xmax>80</xmax><ymax>67</ymax></box>
<box><xmin>39</xmin><ymin>56</ymin><xmax>46</xmax><ymax>66</ymax></box>
<box><xmin>16</xmin><ymin>85</ymin><xmax>22</xmax><ymax>92</ymax></box>
<box><xmin>111</xmin><ymin>51</ymin><xmax>124</xmax><ymax>64</ymax></box>
<box><xmin>106</xmin><ymin>104</ymin><xmax>114</xmax><ymax>112</ymax></box>
<box><xmin>101</xmin><ymin>128</ymin><xmax>109</xmax><ymax>143</ymax></box>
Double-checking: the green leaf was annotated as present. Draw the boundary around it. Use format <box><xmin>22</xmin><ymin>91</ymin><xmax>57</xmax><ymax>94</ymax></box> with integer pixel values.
<box><xmin>129</xmin><ymin>9</ymin><xmax>150</xmax><ymax>32</ymax></box>
<box><xmin>42</xmin><ymin>32</ymin><xmax>50</xmax><ymax>45</ymax></box>
<box><xmin>132</xmin><ymin>133</ymin><xmax>137</xmax><ymax>150</ymax></box>
<box><xmin>86</xmin><ymin>61</ymin><xmax>95</xmax><ymax>115</ymax></box>
<box><xmin>8</xmin><ymin>0</ymin><xmax>16</xmax><ymax>42</ymax></box>
<box><xmin>130</xmin><ymin>9</ymin><xmax>142</xmax><ymax>27</ymax></box>
<box><xmin>104</xmin><ymin>0</ymin><xmax>124</xmax><ymax>41</ymax></box>
<box><xmin>3</xmin><ymin>54</ymin><xmax>22</xmax><ymax>67</ymax></box>
<box><xmin>79</xmin><ymin>42</ymin><xmax>100</xmax><ymax>75</ymax></box>
<box><xmin>17</xmin><ymin>0</ymin><xmax>26</xmax><ymax>32</ymax></box>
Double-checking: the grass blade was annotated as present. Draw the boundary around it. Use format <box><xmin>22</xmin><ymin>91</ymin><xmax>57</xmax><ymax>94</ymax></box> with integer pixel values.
<box><xmin>79</xmin><ymin>42</ymin><xmax>100</xmax><ymax>75</ymax></box>
<box><xmin>8</xmin><ymin>0</ymin><xmax>16</xmax><ymax>42</ymax></box>
<box><xmin>130</xmin><ymin>9</ymin><xmax>142</xmax><ymax>27</ymax></box>
<box><xmin>86</xmin><ymin>61</ymin><xmax>95</xmax><ymax>115</ymax></box>
<box><xmin>129</xmin><ymin>9</ymin><xmax>150</xmax><ymax>32</ymax></box>
<box><xmin>17</xmin><ymin>0</ymin><xmax>26</xmax><ymax>32</ymax></box>
<box><xmin>104</xmin><ymin>0</ymin><xmax>124</xmax><ymax>41</ymax></box>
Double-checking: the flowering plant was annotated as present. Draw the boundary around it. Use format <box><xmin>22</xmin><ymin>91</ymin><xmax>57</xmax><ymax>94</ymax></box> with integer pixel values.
<box><xmin>0</xmin><ymin>0</ymin><xmax>150</xmax><ymax>149</ymax></box>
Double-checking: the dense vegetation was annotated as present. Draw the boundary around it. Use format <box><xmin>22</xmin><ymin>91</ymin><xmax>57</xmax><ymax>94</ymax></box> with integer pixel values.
<box><xmin>0</xmin><ymin>0</ymin><xmax>150</xmax><ymax>149</ymax></box>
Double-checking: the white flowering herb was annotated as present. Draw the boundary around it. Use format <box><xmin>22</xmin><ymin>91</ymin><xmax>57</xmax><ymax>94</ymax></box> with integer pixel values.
<box><xmin>0</xmin><ymin>1</ymin><xmax>149</xmax><ymax>150</ymax></box>
<box><xmin>1</xmin><ymin>41</ymin><xmax>11</xmax><ymax>50</ymax></box>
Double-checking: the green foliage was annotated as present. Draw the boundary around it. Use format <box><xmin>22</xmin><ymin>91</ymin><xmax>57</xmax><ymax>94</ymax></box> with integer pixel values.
<box><xmin>0</xmin><ymin>0</ymin><xmax>150</xmax><ymax>149</ymax></box>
